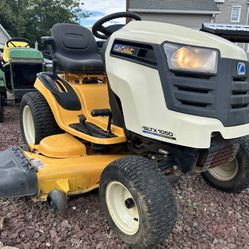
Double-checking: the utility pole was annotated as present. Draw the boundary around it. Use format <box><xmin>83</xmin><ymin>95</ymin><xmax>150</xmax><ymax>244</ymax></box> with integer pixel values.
<box><xmin>126</xmin><ymin>0</ymin><xmax>129</xmax><ymax>12</ymax></box>
<box><xmin>126</xmin><ymin>0</ymin><xmax>130</xmax><ymax>23</ymax></box>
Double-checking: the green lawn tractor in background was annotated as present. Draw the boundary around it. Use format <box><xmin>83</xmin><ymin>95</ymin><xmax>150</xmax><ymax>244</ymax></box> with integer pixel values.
<box><xmin>0</xmin><ymin>38</ymin><xmax>44</xmax><ymax>122</ymax></box>
<box><xmin>0</xmin><ymin>69</ymin><xmax>5</xmax><ymax>122</ymax></box>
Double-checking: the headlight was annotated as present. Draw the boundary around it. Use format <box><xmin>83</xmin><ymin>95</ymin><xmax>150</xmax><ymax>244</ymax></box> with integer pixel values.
<box><xmin>163</xmin><ymin>43</ymin><xmax>218</xmax><ymax>74</ymax></box>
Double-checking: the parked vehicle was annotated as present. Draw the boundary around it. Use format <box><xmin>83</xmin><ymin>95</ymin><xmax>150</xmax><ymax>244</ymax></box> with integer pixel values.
<box><xmin>0</xmin><ymin>38</ymin><xmax>44</xmax><ymax>122</ymax></box>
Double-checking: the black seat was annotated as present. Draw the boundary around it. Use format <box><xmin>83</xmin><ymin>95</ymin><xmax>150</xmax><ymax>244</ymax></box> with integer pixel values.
<box><xmin>48</xmin><ymin>23</ymin><xmax>104</xmax><ymax>73</ymax></box>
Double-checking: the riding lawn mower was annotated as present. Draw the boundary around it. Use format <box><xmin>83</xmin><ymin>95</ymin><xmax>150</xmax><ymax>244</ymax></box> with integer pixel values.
<box><xmin>0</xmin><ymin>38</ymin><xmax>44</xmax><ymax>122</ymax></box>
<box><xmin>1</xmin><ymin>12</ymin><xmax>249</xmax><ymax>249</ymax></box>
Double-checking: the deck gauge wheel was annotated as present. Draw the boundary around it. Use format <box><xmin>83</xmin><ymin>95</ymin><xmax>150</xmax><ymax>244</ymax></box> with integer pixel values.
<box><xmin>47</xmin><ymin>189</ymin><xmax>68</xmax><ymax>215</ymax></box>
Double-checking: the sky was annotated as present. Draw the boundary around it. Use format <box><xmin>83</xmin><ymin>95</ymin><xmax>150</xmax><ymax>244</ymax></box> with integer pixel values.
<box><xmin>80</xmin><ymin>0</ymin><xmax>126</xmax><ymax>27</ymax></box>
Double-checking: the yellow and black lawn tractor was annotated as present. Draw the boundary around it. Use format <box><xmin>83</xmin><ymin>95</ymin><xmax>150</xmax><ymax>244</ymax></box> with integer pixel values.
<box><xmin>1</xmin><ymin>12</ymin><xmax>249</xmax><ymax>249</ymax></box>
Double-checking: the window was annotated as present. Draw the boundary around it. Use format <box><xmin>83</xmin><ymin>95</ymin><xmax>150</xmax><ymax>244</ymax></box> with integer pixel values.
<box><xmin>214</xmin><ymin>0</ymin><xmax>224</xmax><ymax>3</ymax></box>
<box><xmin>231</xmin><ymin>5</ymin><xmax>241</xmax><ymax>22</ymax></box>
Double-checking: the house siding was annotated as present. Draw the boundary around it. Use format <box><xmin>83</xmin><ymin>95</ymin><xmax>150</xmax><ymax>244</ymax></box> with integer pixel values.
<box><xmin>0</xmin><ymin>25</ymin><xmax>11</xmax><ymax>50</ymax></box>
<box><xmin>132</xmin><ymin>13</ymin><xmax>212</xmax><ymax>29</ymax></box>
<box><xmin>214</xmin><ymin>1</ymin><xmax>249</xmax><ymax>55</ymax></box>
<box><xmin>215</xmin><ymin>1</ymin><xmax>248</xmax><ymax>24</ymax></box>
<box><xmin>129</xmin><ymin>0</ymin><xmax>219</xmax><ymax>12</ymax></box>
<box><xmin>128</xmin><ymin>0</ymin><xmax>249</xmax><ymax>54</ymax></box>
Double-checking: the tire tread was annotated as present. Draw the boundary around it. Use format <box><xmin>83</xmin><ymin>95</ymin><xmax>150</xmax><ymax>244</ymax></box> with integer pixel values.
<box><xmin>100</xmin><ymin>156</ymin><xmax>177</xmax><ymax>249</ymax></box>
<box><xmin>20</xmin><ymin>91</ymin><xmax>61</xmax><ymax>144</ymax></box>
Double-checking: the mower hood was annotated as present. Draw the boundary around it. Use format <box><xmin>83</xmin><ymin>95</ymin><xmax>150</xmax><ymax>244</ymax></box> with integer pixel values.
<box><xmin>116</xmin><ymin>21</ymin><xmax>247</xmax><ymax>61</ymax></box>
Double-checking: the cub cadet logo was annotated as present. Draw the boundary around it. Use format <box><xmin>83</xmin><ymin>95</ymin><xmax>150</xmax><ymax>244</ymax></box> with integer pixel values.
<box><xmin>142</xmin><ymin>126</ymin><xmax>176</xmax><ymax>140</ymax></box>
<box><xmin>113</xmin><ymin>44</ymin><xmax>135</xmax><ymax>55</ymax></box>
<box><xmin>237</xmin><ymin>62</ymin><xmax>246</xmax><ymax>76</ymax></box>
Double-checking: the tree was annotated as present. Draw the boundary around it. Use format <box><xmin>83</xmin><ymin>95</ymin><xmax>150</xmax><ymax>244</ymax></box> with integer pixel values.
<box><xmin>0</xmin><ymin>0</ymin><xmax>89</xmax><ymax>46</ymax></box>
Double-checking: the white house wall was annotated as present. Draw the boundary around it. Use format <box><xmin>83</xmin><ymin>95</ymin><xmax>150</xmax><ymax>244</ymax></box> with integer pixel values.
<box><xmin>0</xmin><ymin>25</ymin><xmax>11</xmax><ymax>50</ymax></box>
<box><xmin>215</xmin><ymin>0</ymin><xmax>249</xmax><ymax>24</ymax></box>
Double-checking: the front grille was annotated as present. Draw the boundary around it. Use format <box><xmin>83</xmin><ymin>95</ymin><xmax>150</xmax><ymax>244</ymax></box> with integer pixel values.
<box><xmin>225</xmin><ymin>73</ymin><xmax>249</xmax><ymax>126</ymax></box>
<box><xmin>172</xmin><ymin>75</ymin><xmax>216</xmax><ymax>110</ymax></box>
<box><xmin>231</xmin><ymin>77</ymin><xmax>249</xmax><ymax>109</ymax></box>
<box><xmin>159</xmin><ymin>56</ymin><xmax>249</xmax><ymax>127</ymax></box>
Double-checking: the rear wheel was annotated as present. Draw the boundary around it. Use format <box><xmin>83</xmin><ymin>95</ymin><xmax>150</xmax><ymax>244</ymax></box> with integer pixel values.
<box><xmin>0</xmin><ymin>95</ymin><xmax>4</xmax><ymax>123</ymax></box>
<box><xmin>0</xmin><ymin>89</ymin><xmax>7</xmax><ymax>106</ymax></box>
<box><xmin>20</xmin><ymin>91</ymin><xmax>61</xmax><ymax>144</ymax></box>
<box><xmin>202</xmin><ymin>138</ymin><xmax>249</xmax><ymax>193</ymax></box>
<box><xmin>100</xmin><ymin>156</ymin><xmax>177</xmax><ymax>249</ymax></box>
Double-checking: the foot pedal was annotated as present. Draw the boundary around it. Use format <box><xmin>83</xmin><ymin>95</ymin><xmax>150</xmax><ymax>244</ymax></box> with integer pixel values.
<box><xmin>70</xmin><ymin>122</ymin><xmax>116</xmax><ymax>138</ymax></box>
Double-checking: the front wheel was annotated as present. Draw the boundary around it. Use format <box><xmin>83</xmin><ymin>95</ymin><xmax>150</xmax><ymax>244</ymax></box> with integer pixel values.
<box><xmin>202</xmin><ymin>137</ymin><xmax>249</xmax><ymax>193</ymax></box>
<box><xmin>99</xmin><ymin>156</ymin><xmax>177</xmax><ymax>249</ymax></box>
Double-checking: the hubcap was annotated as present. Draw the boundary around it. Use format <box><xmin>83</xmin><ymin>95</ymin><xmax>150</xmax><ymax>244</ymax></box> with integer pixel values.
<box><xmin>23</xmin><ymin>105</ymin><xmax>35</xmax><ymax>144</ymax></box>
<box><xmin>208</xmin><ymin>158</ymin><xmax>239</xmax><ymax>182</ymax></box>
<box><xmin>106</xmin><ymin>181</ymin><xmax>140</xmax><ymax>235</ymax></box>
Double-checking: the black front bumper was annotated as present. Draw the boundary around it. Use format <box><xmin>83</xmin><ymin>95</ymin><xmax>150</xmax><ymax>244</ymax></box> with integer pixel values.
<box><xmin>0</xmin><ymin>147</ymin><xmax>38</xmax><ymax>198</ymax></box>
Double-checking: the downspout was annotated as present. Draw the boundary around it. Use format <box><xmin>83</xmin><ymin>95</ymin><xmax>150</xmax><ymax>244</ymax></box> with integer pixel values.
<box><xmin>246</xmin><ymin>3</ymin><xmax>249</xmax><ymax>25</ymax></box>
<box><xmin>211</xmin><ymin>13</ymin><xmax>215</xmax><ymax>23</ymax></box>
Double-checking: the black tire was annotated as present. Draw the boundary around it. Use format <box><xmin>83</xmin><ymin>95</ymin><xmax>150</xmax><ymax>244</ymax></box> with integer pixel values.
<box><xmin>47</xmin><ymin>189</ymin><xmax>68</xmax><ymax>215</ymax></box>
<box><xmin>202</xmin><ymin>137</ymin><xmax>249</xmax><ymax>193</ymax></box>
<box><xmin>0</xmin><ymin>95</ymin><xmax>4</xmax><ymax>123</ymax></box>
<box><xmin>0</xmin><ymin>90</ymin><xmax>7</xmax><ymax>106</ymax></box>
<box><xmin>20</xmin><ymin>91</ymin><xmax>61</xmax><ymax>144</ymax></box>
<box><xmin>100</xmin><ymin>156</ymin><xmax>177</xmax><ymax>249</ymax></box>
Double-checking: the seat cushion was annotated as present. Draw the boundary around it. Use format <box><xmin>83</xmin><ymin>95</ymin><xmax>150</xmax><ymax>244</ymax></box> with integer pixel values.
<box><xmin>55</xmin><ymin>53</ymin><xmax>104</xmax><ymax>73</ymax></box>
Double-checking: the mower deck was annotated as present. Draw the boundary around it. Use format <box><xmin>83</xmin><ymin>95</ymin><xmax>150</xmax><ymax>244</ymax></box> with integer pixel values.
<box><xmin>0</xmin><ymin>134</ymin><xmax>125</xmax><ymax>201</ymax></box>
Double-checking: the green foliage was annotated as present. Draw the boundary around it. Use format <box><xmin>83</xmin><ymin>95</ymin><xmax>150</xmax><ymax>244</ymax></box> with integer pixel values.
<box><xmin>0</xmin><ymin>0</ymin><xmax>89</xmax><ymax>46</ymax></box>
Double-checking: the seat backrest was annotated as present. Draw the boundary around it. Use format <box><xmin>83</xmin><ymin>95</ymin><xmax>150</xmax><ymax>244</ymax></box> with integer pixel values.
<box><xmin>52</xmin><ymin>23</ymin><xmax>98</xmax><ymax>58</ymax></box>
<box><xmin>51</xmin><ymin>23</ymin><xmax>104</xmax><ymax>73</ymax></box>
<box><xmin>3</xmin><ymin>41</ymin><xmax>29</xmax><ymax>62</ymax></box>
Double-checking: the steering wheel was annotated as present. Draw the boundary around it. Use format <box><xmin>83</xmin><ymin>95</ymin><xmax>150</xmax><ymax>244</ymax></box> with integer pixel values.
<box><xmin>92</xmin><ymin>12</ymin><xmax>142</xmax><ymax>40</ymax></box>
<box><xmin>6</xmin><ymin>38</ymin><xmax>31</xmax><ymax>48</ymax></box>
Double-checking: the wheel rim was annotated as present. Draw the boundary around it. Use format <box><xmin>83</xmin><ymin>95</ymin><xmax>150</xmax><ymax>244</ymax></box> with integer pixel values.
<box><xmin>208</xmin><ymin>158</ymin><xmax>239</xmax><ymax>182</ymax></box>
<box><xmin>22</xmin><ymin>105</ymin><xmax>35</xmax><ymax>144</ymax></box>
<box><xmin>106</xmin><ymin>181</ymin><xmax>140</xmax><ymax>235</ymax></box>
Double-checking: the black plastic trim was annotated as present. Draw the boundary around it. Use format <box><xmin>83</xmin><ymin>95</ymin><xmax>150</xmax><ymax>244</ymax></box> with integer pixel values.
<box><xmin>155</xmin><ymin>42</ymin><xmax>249</xmax><ymax>127</ymax></box>
<box><xmin>70</xmin><ymin>122</ymin><xmax>116</xmax><ymax>138</ymax></box>
<box><xmin>0</xmin><ymin>147</ymin><xmax>38</xmax><ymax>198</ymax></box>
<box><xmin>110</xmin><ymin>39</ymin><xmax>157</xmax><ymax>69</ymax></box>
<box><xmin>37</xmin><ymin>72</ymin><xmax>81</xmax><ymax>111</ymax></box>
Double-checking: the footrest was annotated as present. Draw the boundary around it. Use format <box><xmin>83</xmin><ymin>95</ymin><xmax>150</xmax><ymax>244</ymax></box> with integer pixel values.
<box><xmin>91</xmin><ymin>109</ymin><xmax>112</xmax><ymax>117</ymax></box>
<box><xmin>70</xmin><ymin>122</ymin><xmax>117</xmax><ymax>138</ymax></box>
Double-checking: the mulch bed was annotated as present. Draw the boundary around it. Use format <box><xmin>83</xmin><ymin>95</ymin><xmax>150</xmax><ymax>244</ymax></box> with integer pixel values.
<box><xmin>0</xmin><ymin>105</ymin><xmax>248</xmax><ymax>249</ymax></box>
